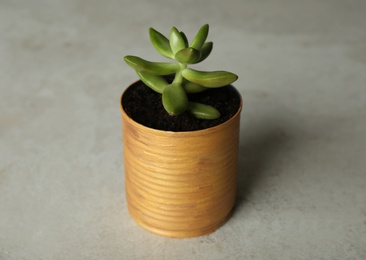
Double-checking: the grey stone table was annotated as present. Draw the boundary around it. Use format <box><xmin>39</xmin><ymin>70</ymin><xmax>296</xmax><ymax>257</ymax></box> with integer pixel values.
<box><xmin>1</xmin><ymin>0</ymin><xmax>365</xmax><ymax>259</ymax></box>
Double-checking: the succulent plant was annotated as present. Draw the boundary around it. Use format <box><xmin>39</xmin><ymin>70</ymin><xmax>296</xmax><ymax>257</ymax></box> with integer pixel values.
<box><xmin>124</xmin><ymin>24</ymin><xmax>238</xmax><ymax>119</ymax></box>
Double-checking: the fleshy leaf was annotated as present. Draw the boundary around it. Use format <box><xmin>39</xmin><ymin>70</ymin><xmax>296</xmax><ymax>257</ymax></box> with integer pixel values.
<box><xmin>182</xmin><ymin>81</ymin><xmax>207</xmax><ymax>93</ymax></box>
<box><xmin>189</xmin><ymin>102</ymin><xmax>220</xmax><ymax>119</ymax></box>
<box><xmin>190</xmin><ymin>24</ymin><xmax>209</xmax><ymax>50</ymax></box>
<box><xmin>198</xmin><ymin>42</ymin><xmax>213</xmax><ymax>62</ymax></box>
<box><xmin>124</xmin><ymin>56</ymin><xmax>180</xmax><ymax>75</ymax></box>
<box><xmin>169</xmin><ymin>27</ymin><xmax>187</xmax><ymax>54</ymax></box>
<box><xmin>180</xmin><ymin>31</ymin><xmax>189</xmax><ymax>47</ymax></box>
<box><xmin>174</xmin><ymin>47</ymin><xmax>201</xmax><ymax>64</ymax></box>
<box><xmin>149</xmin><ymin>27</ymin><xmax>174</xmax><ymax>59</ymax></box>
<box><xmin>182</xmin><ymin>68</ymin><xmax>238</xmax><ymax>88</ymax></box>
<box><xmin>136</xmin><ymin>71</ymin><xmax>168</xmax><ymax>94</ymax></box>
<box><xmin>162</xmin><ymin>83</ymin><xmax>189</xmax><ymax>115</ymax></box>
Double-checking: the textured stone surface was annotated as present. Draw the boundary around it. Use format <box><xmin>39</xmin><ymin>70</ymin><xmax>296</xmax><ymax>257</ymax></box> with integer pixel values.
<box><xmin>1</xmin><ymin>0</ymin><xmax>365</xmax><ymax>259</ymax></box>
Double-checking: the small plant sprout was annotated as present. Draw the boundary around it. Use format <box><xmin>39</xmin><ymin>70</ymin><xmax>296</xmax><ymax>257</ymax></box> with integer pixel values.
<box><xmin>124</xmin><ymin>24</ymin><xmax>238</xmax><ymax>119</ymax></box>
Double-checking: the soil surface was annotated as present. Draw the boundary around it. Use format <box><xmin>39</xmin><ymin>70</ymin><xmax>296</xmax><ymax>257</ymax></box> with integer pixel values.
<box><xmin>122</xmin><ymin>80</ymin><xmax>241</xmax><ymax>132</ymax></box>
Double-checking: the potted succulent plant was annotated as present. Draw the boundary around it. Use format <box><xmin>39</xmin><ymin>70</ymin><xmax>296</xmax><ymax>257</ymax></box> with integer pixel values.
<box><xmin>120</xmin><ymin>24</ymin><xmax>242</xmax><ymax>238</ymax></box>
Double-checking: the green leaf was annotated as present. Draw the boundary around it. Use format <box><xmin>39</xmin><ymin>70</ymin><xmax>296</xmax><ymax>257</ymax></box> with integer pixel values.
<box><xmin>198</xmin><ymin>42</ymin><xmax>213</xmax><ymax>62</ymax></box>
<box><xmin>182</xmin><ymin>81</ymin><xmax>207</xmax><ymax>93</ymax></box>
<box><xmin>182</xmin><ymin>68</ymin><xmax>238</xmax><ymax>88</ymax></box>
<box><xmin>190</xmin><ymin>24</ymin><xmax>209</xmax><ymax>50</ymax></box>
<box><xmin>189</xmin><ymin>102</ymin><xmax>220</xmax><ymax>119</ymax></box>
<box><xmin>169</xmin><ymin>27</ymin><xmax>187</xmax><ymax>54</ymax></box>
<box><xmin>180</xmin><ymin>31</ymin><xmax>189</xmax><ymax>47</ymax></box>
<box><xmin>136</xmin><ymin>71</ymin><xmax>168</xmax><ymax>94</ymax></box>
<box><xmin>149</xmin><ymin>27</ymin><xmax>174</xmax><ymax>59</ymax></box>
<box><xmin>174</xmin><ymin>47</ymin><xmax>201</xmax><ymax>64</ymax></box>
<box><xmin>124</xmin><ymin>55</ymin><xmax>180</xmax><ymax>75</ymax></box>
<box><xmin>162</xmin><ymin>83</ymin><xmax>189</xmax><ymax>115</ymax></box>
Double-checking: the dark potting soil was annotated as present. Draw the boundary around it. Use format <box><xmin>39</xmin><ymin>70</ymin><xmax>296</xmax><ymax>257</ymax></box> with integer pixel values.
<box><xmin>121</xmin><ymin>80</ymin><xmax>241</xmax><ymax>132</ymax></box>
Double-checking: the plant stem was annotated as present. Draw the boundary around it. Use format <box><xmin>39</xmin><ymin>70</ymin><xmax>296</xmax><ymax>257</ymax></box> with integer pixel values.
<box><xmin>172</xmin><ymin>63</ymin><xmax>186</xmax><ymax>85</ymax></box>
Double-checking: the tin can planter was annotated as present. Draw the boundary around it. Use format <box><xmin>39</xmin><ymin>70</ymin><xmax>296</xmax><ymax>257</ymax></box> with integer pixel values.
<box><xmin>120</xmin><ymin>81</ymin><xmax>242</xmax><ymax>238</ymax></box>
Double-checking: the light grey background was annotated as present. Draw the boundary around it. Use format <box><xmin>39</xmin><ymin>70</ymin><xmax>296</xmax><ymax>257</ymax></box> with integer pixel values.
<box><xmin>1</xmin><ymin>0</ymin><xmax>365</xmax><ymax>259</ymax></box>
